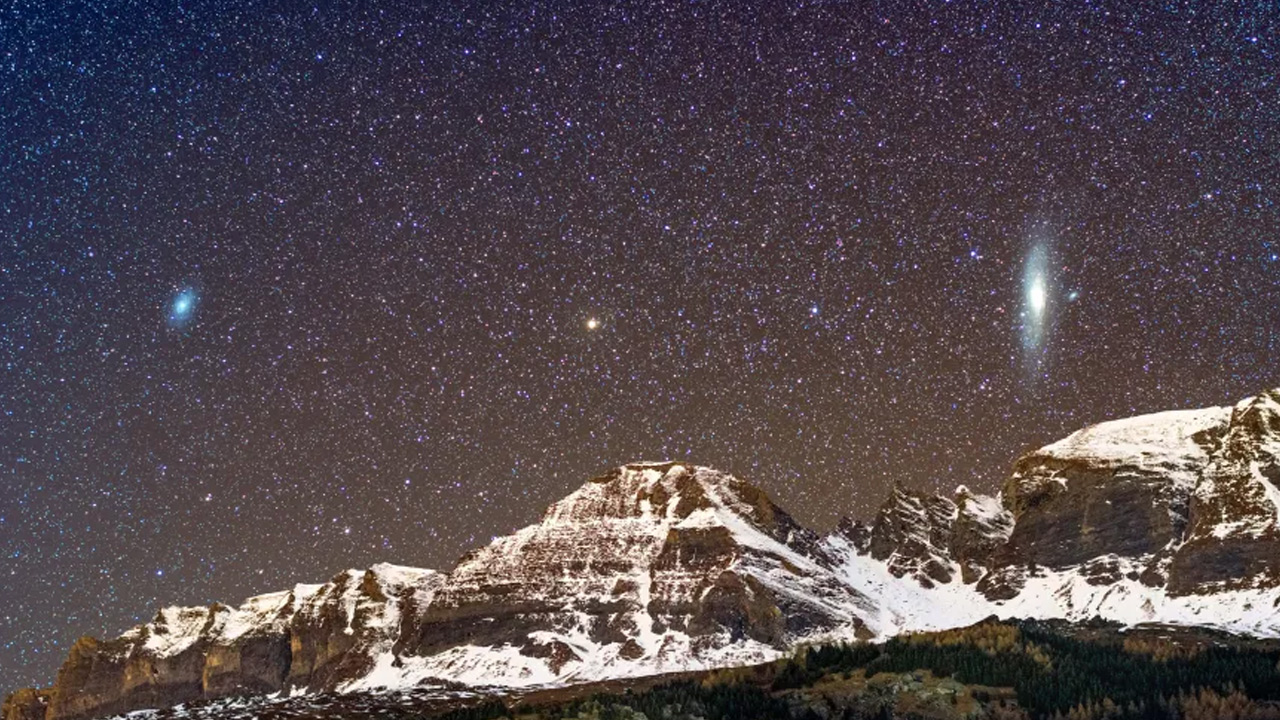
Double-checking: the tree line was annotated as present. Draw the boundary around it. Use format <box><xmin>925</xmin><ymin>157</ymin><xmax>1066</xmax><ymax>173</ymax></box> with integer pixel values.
<box><xmin>425</xmin><ymin>620</ymin><xmax>1280</xmax><ymax>720</ymax></box>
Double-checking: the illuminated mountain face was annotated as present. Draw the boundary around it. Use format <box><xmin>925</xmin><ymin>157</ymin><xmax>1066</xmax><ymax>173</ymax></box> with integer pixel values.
<box><xmin>17</xmin><ymin>390</ymin><xmax>1280</xmax><ymax>720</ymax></box>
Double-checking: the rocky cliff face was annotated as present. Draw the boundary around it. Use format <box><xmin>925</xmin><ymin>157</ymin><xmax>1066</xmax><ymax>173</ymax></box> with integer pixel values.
<box><xmin>1170</xmin><ymin>390</ymin><xmax>1280</xmax><ymax>594</ymax></box>
<box><xmin>864</xmin><ymin>486</ymin><xmax>960</xmax><ymax>587</ymax></box>
<box><xmin>839</xmin><ymin>482</ymin><xmax>1013</xmax><ymax>590</ymax></box>
<box><xmin>835</xmin><ymin>392</ymin><xmax>1280</xmax><ymax>606</ymax></box>
<box><xmin>969</xmin><ymin>393</ymin><xmax>1280</xmax><ymax>599</ymax></box>
<box><xmin>951</xmin><ymin>488</ymin><xmax>1015</xmax><ymax>584</ymax></box>
<box><xmin>987</xmin><ymin>405</ymin><xmax>1227</xmax><ymax>594</ymax></box>
<box><xmin>15</xmin><ymin>565</ymin><xmax>440</xmax><ymax>720</ymax></box>
<box><xmin>816</xmin><ymin>392</ymin><xmax>1280</xmax><ymax>639</ymax></box>
<box><xmin>15</xmin><ymin>390</ymin><xmax>1280</xmax><ymax>720</ymax></box>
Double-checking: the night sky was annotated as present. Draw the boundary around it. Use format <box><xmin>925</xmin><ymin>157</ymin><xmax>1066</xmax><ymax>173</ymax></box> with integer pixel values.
<box><xmin>3</xmin><ymin>0</ymin><xmax>1279</xmax><ymax>692</ymax></box>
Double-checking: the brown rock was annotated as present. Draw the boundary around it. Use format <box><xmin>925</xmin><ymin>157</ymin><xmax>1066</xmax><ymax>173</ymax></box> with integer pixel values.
<box><xmin>520</xmin><ymin>640</ymin><xmax>582</xmax><ymax>673</ymax></box>
<box><xmin>996</xmin><ymin>456</ymin><xmax>1194</xmax><ymax>572</ymax></box>
<box><xmin>398</xmin><ymin>463</ymin><xmax>866</xmax><ymax>667</ymax></box>
<box><xmin>617</xmin><ymin>639</ymin><xmax>645</xmax><ymax>661</ymax></box>
<box><xmin>2</xmin><ymin>688</ymin><xmax>50</xmax><ymax>720</ymax></box>
<box><xmin>44</xmin><ymin>633</ymin><xmax>208</xmax><ymax>720</ymax></box>
<box><xmin>1168</xmin><ymin>391</ymin><xmax>1280</xmax><ymax>594</ymax></box>
<box><xmin>201</xmin><ymin>635</ymin><xmax>291</xmax><ymax>697</ymax></box>
<box><xmin>866</xmin><ymin>486</ymin><xmax>958</xmax><ymax>586</ymax></box>
<box><xmin>950</xmin><ymin>489</ymin><xmax>1013</xmax><ymax>584</ymax></box>
<box><xmin>692</xmin><ymin>571</ymin><xmax>785</xmax><ymax>646</ymax></box>
<box><xmin>832</xmin><ymin>517</ymin><xmax>872</xmax><ymax>553</ymax></box>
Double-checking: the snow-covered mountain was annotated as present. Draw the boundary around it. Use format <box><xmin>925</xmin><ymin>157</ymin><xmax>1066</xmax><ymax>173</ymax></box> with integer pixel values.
<box><xmin>377</xmin><ymin>462</ymin><xmax>874</xmax><ymax>689</ymax></box>
<box><xmin>822</xmin><ymin>389</ymin><xmax>1280</xmax><ymax>639</ymax></box>
<box><xmin>11</xmin><ymin>389</ymin><xmax>1280</xmax><ymax>720</ymax></box>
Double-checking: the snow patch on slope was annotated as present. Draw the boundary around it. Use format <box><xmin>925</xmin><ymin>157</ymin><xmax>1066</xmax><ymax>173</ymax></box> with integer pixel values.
<box><xmin>825</xmin><ymin>534</ymin><xmax>1280</xmax><ymax>640</ymax></box>
<box><xmin>821</xmin><ymin>535</ymin><xmax>994</xmax><ymax>637</ymax></box>
<box><xmin>959</xmin><ymin>493</ymin><xmax>1008</xmax><ymax>526</ymax></box>
<box><xmin>994</xmin><ymin>562</ymin><xmax>1280</xmax><ymax>637</ymax></box>
<box><xmin>215</xmin><ymin>590</ymin><xmax>294</xmax><ymax>643</ymax></box>
<box><xmin>133</xmin><ymin>607</ymin><xmax>211</xmax><ymax>658</ymax></box>
<box><xmin>345</xmin><ymin>631</ymin><xmax>787</xmax><ymax>693</ymax></box>
<box><xmin>1040</xmin><ymin>407</ymin><xmax>1229</xmax><ymax>470</ymax></box>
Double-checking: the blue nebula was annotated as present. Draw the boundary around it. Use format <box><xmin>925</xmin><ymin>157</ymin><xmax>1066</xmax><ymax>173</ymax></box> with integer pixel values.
<box><xmin>168</xmin><ymin>289</ymin><xmax>199</xmax><ymax>327</ymax></box>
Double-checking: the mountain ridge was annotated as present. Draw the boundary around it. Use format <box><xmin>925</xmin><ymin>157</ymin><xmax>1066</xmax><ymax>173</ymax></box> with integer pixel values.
<box><xmin>10</xmin><ymin>391</ymin><xmax>1280</xmax><ymax>720</ymax></box>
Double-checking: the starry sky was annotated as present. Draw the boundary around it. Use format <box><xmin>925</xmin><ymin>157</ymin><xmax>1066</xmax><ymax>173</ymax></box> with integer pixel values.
<box><xmin>3</xmin><ymin>0</ymin><xmax>1279</xmax><ymax>692</ymax></box>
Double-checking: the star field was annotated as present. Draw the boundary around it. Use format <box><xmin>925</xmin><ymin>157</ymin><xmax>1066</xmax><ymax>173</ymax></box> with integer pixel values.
<box><xmin>2</xmin><ymin>0</ymin><xmax>1279</xmax><ymax>691</ymax></box>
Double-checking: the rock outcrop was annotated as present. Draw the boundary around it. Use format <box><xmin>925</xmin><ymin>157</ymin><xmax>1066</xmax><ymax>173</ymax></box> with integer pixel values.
<box><xmin>993</xmin><ymin>405</ymin><xmax>1226</xmax><ymax>586</ymax></box>
<box><xmin>31</xmin><ymin>565</ymin><xmax>439</xmax><ymax>720</ymax></box>
<box><xmin>972</xmin><ymin>393</ymin><xmax>1280</xmax><ymax>598</ymax></box>
<box><xmin>1170</xmin><ymin>390</ymin><xmax>1280</xmax><ymax>593</ymax></box>
<box><xmin>838</xmin><ymin>482</ymin><xmax>1013</xmax><ymax>589</ymax></box>
<box><xmin>865</xmin><ymin>485</ymin><xmax>960</xmax><ymax>586</ymax></box>
<box><xmin>836</xmin><ymin>390</ymin><xmax>1280</xmax><ymax>608</ymax></box>
<box><xmin>951</xmin><ymin>488</ymin><xmax>1015</xmax><ymax>584</ymax></box>
<box><xmin>1</xmin><ymin>689</ymin><xmax>50</xmax><ymax>720</ymax></box>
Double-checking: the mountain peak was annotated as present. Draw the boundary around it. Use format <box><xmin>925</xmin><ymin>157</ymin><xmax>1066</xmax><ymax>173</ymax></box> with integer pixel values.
<box><xmin>379</xmin><ymin>461</ymin><xmax>872</xmax><ymax>690</ymax></box>
<box><xmin>1223</xmin><ymin>389</ymin><xmax>1280</xmax><ymax>459</ymax></box>
<box><xmin>542</xmin><ymin>462</ymin><xmax>810</xmax><ymax>547</ymax></box>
